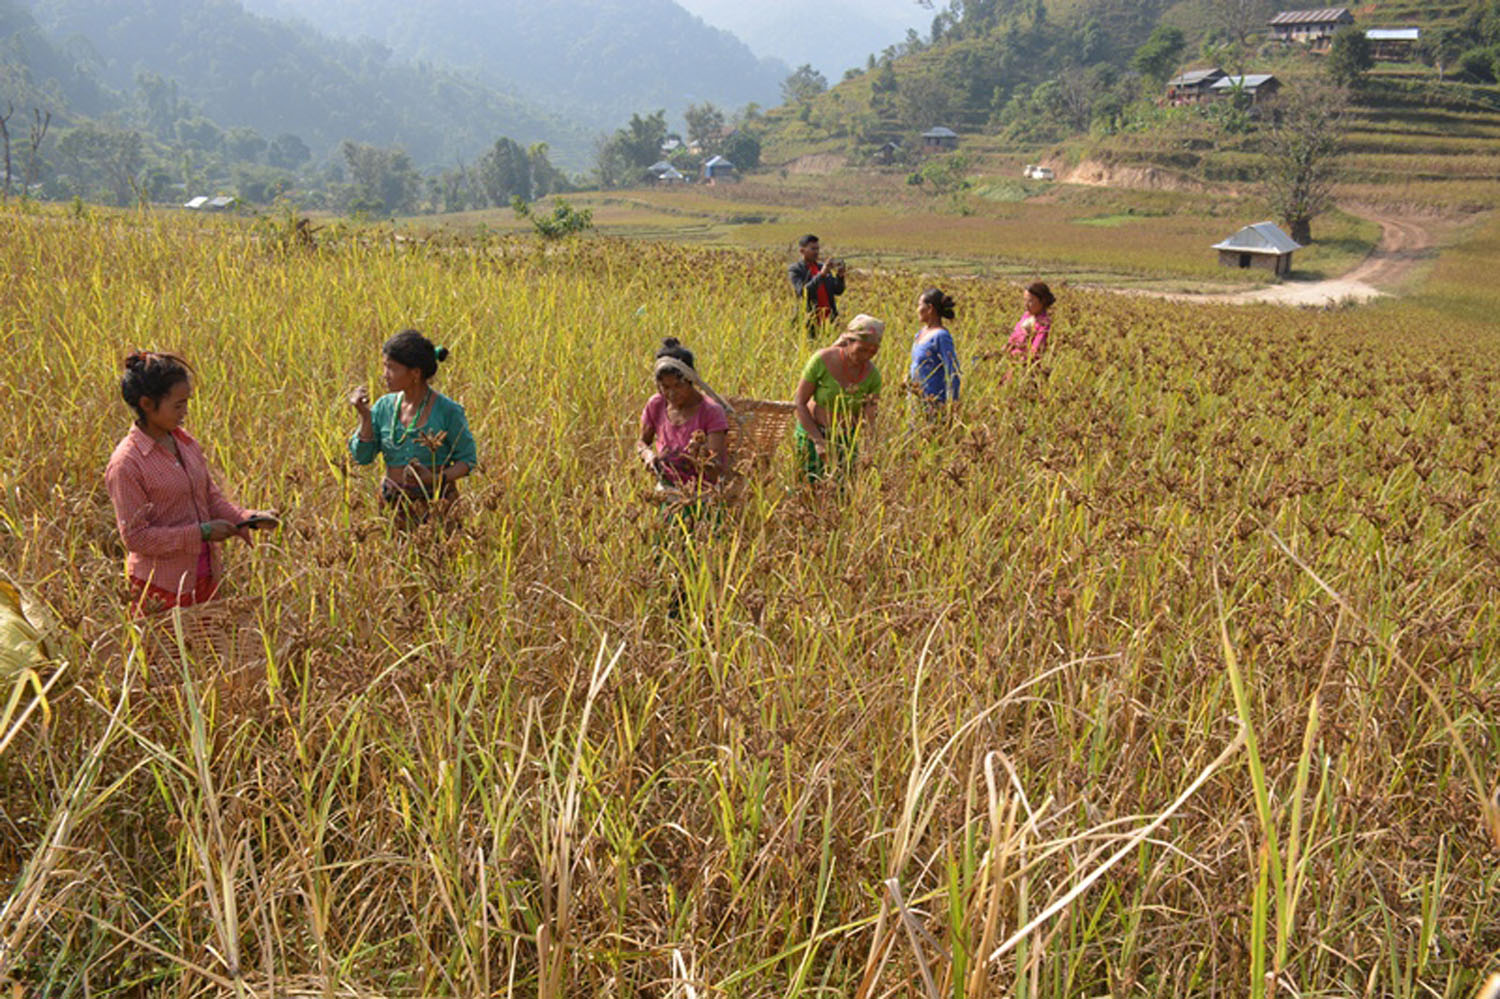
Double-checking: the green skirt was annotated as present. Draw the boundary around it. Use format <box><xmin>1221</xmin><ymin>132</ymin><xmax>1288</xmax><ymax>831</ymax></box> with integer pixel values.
<box><xmin>794</xmin><ymin>425</ymin><xmax>858</xmax><ymax>483</ymax></box>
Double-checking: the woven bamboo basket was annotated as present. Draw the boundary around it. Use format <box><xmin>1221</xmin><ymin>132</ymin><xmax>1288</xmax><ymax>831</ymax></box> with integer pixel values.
<box><xmin>132</xmin><ymin>599</ymin><xmax>269</xmax><ymax>704</ymax></box>
<box><xmin>723</xmin><ymin>397</ymin><xmax>796</xmax><ymax>473</ymax></box>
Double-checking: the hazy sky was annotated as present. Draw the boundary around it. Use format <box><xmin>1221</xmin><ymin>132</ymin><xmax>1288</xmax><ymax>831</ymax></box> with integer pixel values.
<box><xmin>674</xmin><ymin>0</ymin><xmax>935</xmax><ymax>78</ymax></box>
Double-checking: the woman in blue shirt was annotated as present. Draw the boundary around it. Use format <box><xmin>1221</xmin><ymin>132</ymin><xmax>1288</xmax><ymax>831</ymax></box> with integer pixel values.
<box><xmin>909</xmin><ymin>288</ymin><xmax>960</xmax><ymax>415</ymax></box>
<box><xmin>349</xmin><ymin>329</ymin><xmax>477</xmax><ymax>515</ymax></box>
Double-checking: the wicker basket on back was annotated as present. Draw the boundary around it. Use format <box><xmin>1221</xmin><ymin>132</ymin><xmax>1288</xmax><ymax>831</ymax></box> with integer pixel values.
<box><xmin>722</xmin><ymin>397</ymin><xmax>797</xmax><ymax>478</ymax></box>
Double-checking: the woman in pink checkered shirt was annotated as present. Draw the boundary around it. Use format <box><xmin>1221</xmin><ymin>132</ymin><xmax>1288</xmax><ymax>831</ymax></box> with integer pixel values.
<box><xmin>104</xmin><ymin>352</ymin><xmax>276</xmax><ymax>612</ymax></box>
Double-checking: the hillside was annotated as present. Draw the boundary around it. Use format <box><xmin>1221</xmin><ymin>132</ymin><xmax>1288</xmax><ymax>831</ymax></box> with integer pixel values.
<box><xmin>0</xmin><ymin>0</ymin><xmax>111</xmax><ymax>113</ymax></box>
<box><xmin>21</xmin><ymin>0</ymin><xmax>592</xmax><ymax>167</ymax></box>
<box><xmin>239</xmin><ymin>0</ymin><xmax>788</xmax><ymax>133</ymax></box>
<box><xmin>745</xmin><ymin>0</ymin><xmax>1500</xmax><ymax>207</ymax></box>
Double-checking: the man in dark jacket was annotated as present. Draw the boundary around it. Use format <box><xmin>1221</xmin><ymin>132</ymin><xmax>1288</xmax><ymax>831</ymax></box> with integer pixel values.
<box><xmin>788</xmin><ymin>233</ymin><xmax>845</xmax><ymax>338</ymax></box>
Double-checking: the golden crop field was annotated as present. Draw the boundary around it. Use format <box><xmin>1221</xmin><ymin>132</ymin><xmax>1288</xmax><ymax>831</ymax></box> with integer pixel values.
<box><xmin>3</xmin><ymin>202</ymin><xmax>1500</xmax><ymax>998</ymax></box>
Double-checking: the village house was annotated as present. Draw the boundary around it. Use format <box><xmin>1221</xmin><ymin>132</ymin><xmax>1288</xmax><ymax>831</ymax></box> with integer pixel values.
<box><xmin>921</xmin><ymin>126</ymin><xmax>959</xmax><ymax>152</ymax></box>
<box><xmin>876</xmin><ymin>140</ymin><xmax>902</xmax><ymax>165</ymax></box>
<box><xmin>1166</xmin><ymin>67</ymin><xmax>1226</xmax><ymax>105</ymax></box>
<box><xmin>1214</xmin><ymin>221</ymin><xmax>1302</xmax><ymax>277</ymax></box>
<box><xmin>1366</xmin><ymin>27</ymin><xmax>1420</xmax><ymax>61</ymax></box>
<box><xmin>646</xmin><ymin>161</ymin><xmax>686</xmax><ymax>185</ymax></box>
<box><xmin>701</xmin><ymin>155</ymin><xmax>736</xmax><ymax>182</ymax></box>
<box><xmin>1209</xmin><ymin>74</ymin><xmax>1281</xmax><ymax>108</ymax></box>
<box><xmin>1268</xmin><ymin>7</ymin><xmax>1355</xmax><ymax>49</ymax></box>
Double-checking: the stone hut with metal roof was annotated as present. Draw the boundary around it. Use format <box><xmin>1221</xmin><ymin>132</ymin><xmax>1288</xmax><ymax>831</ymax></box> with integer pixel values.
<box><xmin>1214</xmin><ymin>221</ymin><xmax>1303</xmax><ymax>276</ymax></box>
<box><xmin>1269</xmin><ymin>7</ymin><xmax>1355</xmax><ymax>48</ymax></box>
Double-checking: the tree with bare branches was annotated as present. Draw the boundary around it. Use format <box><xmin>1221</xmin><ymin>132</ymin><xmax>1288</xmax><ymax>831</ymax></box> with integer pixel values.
<box><xmin>0</xmin><ymin>103</ymin><xmax>13</xmax><ymax>198</ymax></box>
<box><xmin>26</xmin><ymin>108</ymin><xmax>51</xmax><ymax>192</ymax></box>
<box><xmin>1261</xmin><ymin>84</ymin><xmax>1348</xmax><ymax>245</ymax></box>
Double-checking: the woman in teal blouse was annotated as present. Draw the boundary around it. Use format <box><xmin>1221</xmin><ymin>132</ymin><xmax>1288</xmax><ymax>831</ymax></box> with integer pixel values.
<box><xmin>793</xmin><ymin>314</ymin><xmax>883</xmax><ymax>482</ymax></box>
<box><xmin>349</xmin><ymin>329</ymin><xmax>477</xmax><ymax>514</ymax></box>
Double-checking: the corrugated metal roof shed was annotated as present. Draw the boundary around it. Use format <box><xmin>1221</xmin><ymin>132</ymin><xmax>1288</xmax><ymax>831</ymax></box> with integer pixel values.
<box><xmin>922</xmin><ymin>126</ymin><xmax>958</xmax><ymax>138</ymax></box>
<box><xmin>1366</xmin><ymin>27</ymin><xmax>1419</xmax><ymax>40</ymax></box>
<box><xmin>703</xmin><ymin>155</ymin><xmax>733</xmax><ymax>168</ymax></box>
<box><xmin>1211</xmin><ymin>74</ymin><xmax>1277</xmax><ymax>90</ymax></box>
<box><xmin>1269</xmin><ymin>8</ymin><xmax>1353</xmax><ymax>26</ymax></box>
<box><xmin>1213</xmin><ymin>222</ymin><xmax>1303</xmax><ymax>255</ymax></box>
<box><xmin>1168</xmin><ymin>68</ymin><xmax>1224</xmax><ymax>87</ymax></box>
<box><xmin>183</xmin><ymin>196</ymin><xmax>209</xmax><ymax>209</ymax></box>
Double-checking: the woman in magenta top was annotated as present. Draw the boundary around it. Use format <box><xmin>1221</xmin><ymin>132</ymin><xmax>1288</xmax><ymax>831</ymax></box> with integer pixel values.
<box><xmin>1007</xmin><ymin>281</ymin><xmax>1055</xmax><ymax>358</ymax></box>
<box><xmin>104</xmin><ymin>351</ymin><xmax>277</xmax><ymax>612</ymax></box>
<box><xmin>636</xmin><ymin>338</ymin><xmax>730</xmax><ymax>497</ymax></box>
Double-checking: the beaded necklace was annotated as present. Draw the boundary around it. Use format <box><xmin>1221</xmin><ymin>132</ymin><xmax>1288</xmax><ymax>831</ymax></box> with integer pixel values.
<box><xmin>390</xmin><ymin>388</ymin><xmax>432</xmax><ymax>446</ymax></box>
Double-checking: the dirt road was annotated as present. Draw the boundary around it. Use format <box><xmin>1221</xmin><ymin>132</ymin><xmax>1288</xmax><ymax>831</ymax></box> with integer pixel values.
<box><xmin>1156</xmin><ymin>209</ymin><xmax>1438</xmax><ymax>308</ymax></box>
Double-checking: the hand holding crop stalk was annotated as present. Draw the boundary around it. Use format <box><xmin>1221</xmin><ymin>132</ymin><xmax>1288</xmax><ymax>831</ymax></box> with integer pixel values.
<box><xmin>349</xmin><ymin>384</ymin><xmax>374</xmax><ymax>441</ymax></box>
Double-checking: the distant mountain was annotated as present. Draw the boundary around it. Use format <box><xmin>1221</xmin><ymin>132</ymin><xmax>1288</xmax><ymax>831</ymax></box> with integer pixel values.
<box><xmin>238</xmin><ymin>0</ymin><xmax>788</xmax><ymax>131</ymax></box>
<box><xmin>22</xmin><ymin>0</ymin><xmax>593</xmax><ymax>167</ymax></box>
<box><xmin>674</xmin><ymin>0</ymin><xmax>932</xmax><ymax>79</ymax></box>
<box><xmin>0</xmin><ymin>0</ymin><xmax>112</xmax><ymax>113</ymax></box>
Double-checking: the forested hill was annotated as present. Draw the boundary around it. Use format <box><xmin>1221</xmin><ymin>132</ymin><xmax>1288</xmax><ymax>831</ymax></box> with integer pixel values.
<box><xmin>754</xmin><ymin>0</ymin><xmax>1500</xmax><ymax>165</ymax></box>
<box><xmin>239</xmin><ymin>0</ymin><xmax>789</xmax><ymax>132</ymax></box>
<box><xmin>19</xmin><ymin>0</ymin><xmax>591</xmax><ymax>167</ymax></box>
<box><xmin>0</xmin><ymin>0</ymin><xmax>111</xmax><ymax>112</ymax></box>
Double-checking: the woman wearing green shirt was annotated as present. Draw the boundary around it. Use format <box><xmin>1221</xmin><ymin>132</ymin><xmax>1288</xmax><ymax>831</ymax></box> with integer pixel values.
<box><xmin>349</xmin><ymin>330</ymin><xmax>477</xmax><ymax>515</ymax></box>
<box><xmin>793</xmin><ymin>314</ymin><xmax>883</xmax><ymax>482</ymax></box>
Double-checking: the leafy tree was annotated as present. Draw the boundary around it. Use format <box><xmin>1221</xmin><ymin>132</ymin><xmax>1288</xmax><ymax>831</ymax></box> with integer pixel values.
<box><xmin>781</xmin><ymin>64</ymin><xmax>828</xmax><ymax>105</ymax></box>
<box><xmin>1417</xmin><ymin>26</ymin><xmax>1467</xmax><ymax>81</ymax></box>
<box><xmin>871</xmin><ymin>58</ymin><xmax>899</xmax><ymax>95</ymax></box>
<box><xmin>1130</xmin><ymin>25</ymin><xmax>1187</xmax><ymax>86</ymax></box>
<box><xmin>1262</xmin><ymin>83</ymin><xmax>1347</xmax><ymax>244</ymax></box>
<box><xmin>233</xmin><ymin>163</ymin><xmax>293</xmax><ymax>204</ymax></box>
<box><xmin>1456</xmin><ymin>45</ymin><xmax>1500</xmax><ymax>82</ymax></box>
<box><xmin>527</xmin><ymin>142</ymin><xmax>568</xmax><ymax>198</ymax></box>
<box><xmin>479</xmin><ymin>136</ymin><xmax>531</xmax><ymax>204</ymax></box>
<box><xmin>594</xmin><ymin>110</ymin><xmax>668</xmax><ymax>188</ymax></box>
<box><xmin>175</xmin><ymin>116</ymin><xmax>221</xmax><ymax>154</ymax></box>
<box><xmin>340</xmin><ymin>141</ymin><xmax>420</xmax><ymax>215</ymax></box>
<box><xmin>57</xmin><ymin>123</ymin><xmax>143</xmax><ymax>205</ymax></box>
<box><xmin>683</xmin><ymin>102</ymin><xmax>725</xmax><ymax>150</ymax></box>
<box><xmin>267</xmin><ymin>133</ymin><xmax>311</xmax><ymax>170</ymax></box>
<box><xmin>224</xmin><ymin>126</ymin><xmax>267</xmax><ymax>164</ymax></box>
<box><xmin>1326</xmin><ymin>27</ymin><xmax>1374</xmax><ymax>87</ymax></box>
<box><xmin>899</xmin><ymin>71</ymin><xmax>957</xmax><ymax>130</ymax></box>
<box><xmin>719</xmin><ymin>130</ymin><xmax>761</xmax><ymax>170</ymax></box>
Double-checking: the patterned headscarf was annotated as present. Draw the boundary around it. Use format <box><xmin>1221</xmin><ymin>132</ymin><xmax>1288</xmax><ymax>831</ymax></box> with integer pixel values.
<box><xmin>653</xmin><ymin>356</ymin><xmax>736</xmax><ymax>418</ymax></box>
<box><xmin>834</xmin><ymin>314</ymin><xmax>885</xmax><ymax>349</ymax></box>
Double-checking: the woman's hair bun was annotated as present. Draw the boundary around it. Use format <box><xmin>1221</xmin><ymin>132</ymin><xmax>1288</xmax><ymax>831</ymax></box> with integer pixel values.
<box><xmin>124</xmin><ymin>351</ymin><xmax>148</xmax><ymax>372</ymax></box>
<box><xmin>661</xmin><ymin>337</ymin><xmax>681</xmax><ymax>350</ymax></box>
<box><xmin>434</xmin><ymin>345</ymin><xmax>450</xmax><ymax>363</ymax></box>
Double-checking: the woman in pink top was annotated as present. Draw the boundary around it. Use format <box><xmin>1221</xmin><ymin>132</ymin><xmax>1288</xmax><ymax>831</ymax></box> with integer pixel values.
<box><xmin>1007</xmin><ymin>281</ymin><xmax>1055</xmax><ymax>358</ymax></box>
<box><xmin>104</xmin><ymin>352</ymin><xmax>276</xmax><ymax>612</ymax></box>
<box><xmin>636</xmin><ymin>338</ymin><xmax>730</xmax><ymax>505</ymax></box>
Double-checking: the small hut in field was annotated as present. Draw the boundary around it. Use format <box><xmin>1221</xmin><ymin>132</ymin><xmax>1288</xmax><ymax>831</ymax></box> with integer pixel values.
<box><xmin>702</xmin><ymin>155</ymin><xmax>736</xmax><ymax>182</ymax></box>
<box><xmin>1213</xmin><ymin>221</ymin><xmax>1303</xmax><ymax>276</ymax></box>
<box><xmin>921</xmin><ymin>126</ymin><xmax>959</xmax><ymax>152</ymax></box>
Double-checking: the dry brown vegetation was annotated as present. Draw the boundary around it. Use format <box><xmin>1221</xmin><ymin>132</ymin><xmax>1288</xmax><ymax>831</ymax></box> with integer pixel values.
<box><xmin>2</xmin><ymin>203</ymin><xmax>1499</xmax><ymax>997</ymax></box>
